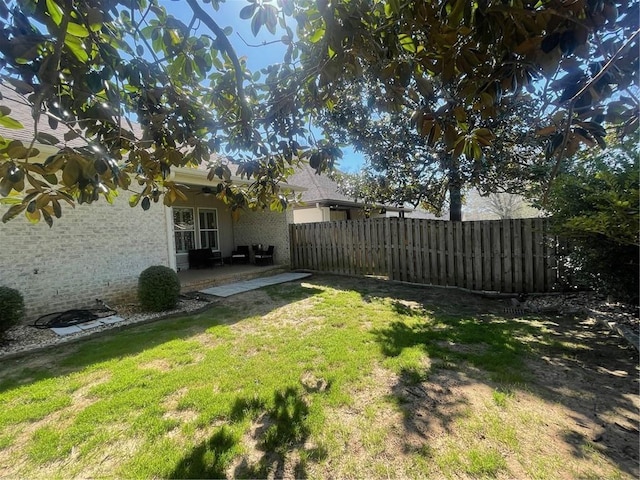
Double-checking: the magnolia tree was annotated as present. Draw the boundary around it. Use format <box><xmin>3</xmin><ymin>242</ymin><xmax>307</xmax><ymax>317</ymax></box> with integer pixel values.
<box><xmin>0</xmin><ymin>0</ymin><xmax>638</xmax><ymax>224</ymax></box>
<box><xmin>0</xmin><ymin>0</ymin><xmax>340</xmax><ymax>224</ymax></box>
<box><xmin>256</xmin><ymin>0</ymin><xmax>639</xmax><ymax>219</ymax></box>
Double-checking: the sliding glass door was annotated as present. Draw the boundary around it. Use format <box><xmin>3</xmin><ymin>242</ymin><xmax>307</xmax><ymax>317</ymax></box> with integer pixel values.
<box><xmin>173</xmin><ymin>207</ymin><xmax>220</xmax><ymax>269</ymax></box>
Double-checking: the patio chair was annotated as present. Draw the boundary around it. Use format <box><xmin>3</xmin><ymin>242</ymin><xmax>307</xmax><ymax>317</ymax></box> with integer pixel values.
<box><xmin>188</xmin><ymin>248</ymin><xmax>216</xmax><ymax>269</ymax></box>
<box><xmin>254</xmin><ymin>245</ymin><xmax>275</xmax><ymax>266</ymax></box>
<box><xmin>230</xmin><ymin>245</ymin><xmax>250</xmax><ymax>264</ymax></box>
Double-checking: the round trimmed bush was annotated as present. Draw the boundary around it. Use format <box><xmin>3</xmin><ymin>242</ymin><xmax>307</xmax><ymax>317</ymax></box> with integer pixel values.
<box><xmin>138</xmin><ymin>265</ymin><xmax>181</xmax><ymax>312</ymax></box>
<box><xmin>0</xmin><ymin>286</ymin><xmax>24</xmax><ymax>336</ymax></box>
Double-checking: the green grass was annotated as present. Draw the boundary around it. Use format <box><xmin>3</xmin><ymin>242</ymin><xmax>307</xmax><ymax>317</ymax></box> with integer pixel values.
<box><xmin>0</xmin><ymin>276</ymin><xmax>633</xmax><ymax>479</ymax></box>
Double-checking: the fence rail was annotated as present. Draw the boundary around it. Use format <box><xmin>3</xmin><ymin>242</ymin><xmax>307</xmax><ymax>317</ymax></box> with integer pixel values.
<box><xmin>290</xmin><ymin>217</ymin><xmax>559</xmax><ymax>293</ymax></box>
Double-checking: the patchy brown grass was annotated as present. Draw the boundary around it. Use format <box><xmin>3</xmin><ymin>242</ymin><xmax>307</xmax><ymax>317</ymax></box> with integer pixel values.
<box><xmin>0</xmin><ymin>274</ymin><xmax>637</xmax><ymax>479</ymax></box>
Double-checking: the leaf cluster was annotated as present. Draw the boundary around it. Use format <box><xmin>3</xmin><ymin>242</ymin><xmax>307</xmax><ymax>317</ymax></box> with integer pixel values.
<box><xmin>265</xmin><ymin>0</ymin><xmax>639</xmax><ymax>212</ymax></box>
<box><xmin>0</xmin><ymin>0</ymin><xmax>340</xmax><ymax>224</ymax></box>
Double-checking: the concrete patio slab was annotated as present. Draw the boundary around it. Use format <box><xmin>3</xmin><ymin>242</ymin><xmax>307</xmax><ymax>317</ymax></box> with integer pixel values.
<box><xmin>51</xmin><ymin>315</ymin><xmax>126</xmax><ymax>336</ymax></box>
<box><xmin>51</xmin><ymin>325</ymin><xmax>83</xmax><ymax>336</ymax></box>
<box><xmin>199</xmin><ymin>272</ymin><xmax>312</xmax><ymax>297</ymax></box>
<box><xmin>76</xmin><ymin>319</ymin><xmax>105</xmax><ymax>330</ymax></box>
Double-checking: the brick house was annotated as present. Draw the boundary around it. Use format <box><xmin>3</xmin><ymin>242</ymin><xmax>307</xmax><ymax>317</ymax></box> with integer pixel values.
<box><xmin>0</xmin><ymin>90</ymin><xmax>294</xmax><ymax>322</ymax></box>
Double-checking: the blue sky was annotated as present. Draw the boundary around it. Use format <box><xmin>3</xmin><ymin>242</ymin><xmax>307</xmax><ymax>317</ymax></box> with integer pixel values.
<box><xmin>160</xmin><ymin>0</ymin><xmax>364</xmax><ymax>172</ymax></box>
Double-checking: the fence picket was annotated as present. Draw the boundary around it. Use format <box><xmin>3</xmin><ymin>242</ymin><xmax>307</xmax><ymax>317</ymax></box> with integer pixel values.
<box><xmin>358</xmin><ymin>219</ymin><xmax>366</xmax><ymax>276</ymax></box>
<box><xmin>453</xmin><ymin>222</ymin><xmax>464</xmax><ymax>287</ymax></box>
<box><xmin>502</xmin><ymin>221</ymin><xmax>513</xmax><ymax>292</ymax></box>
<box><xmin>397</xmin><ymin>218</ymin><xmax>406</xmax><ymax>281</ymax></box>
<box><xmin>472</xmin><ymin>222</ymin><xmax>483</xmax><ymax>290</ymax></box>
<box><xmin>491</xmin><ymin>221</ymin><xmax>502</xmax><ymax>292</ymax></box>
<box><xmin>340</xmin><ymin>221</ymin><xmax>346</xmax><ymax>274</ymax></box>
<box><xmin>446</xmin><ymin>222</ymin><xmax>455</xmax><ymax>286</ymax></box>
<box><xmin>482</xmin><ymin>221</ymin><xmax>492</xmax><ymax>291</ymax></box>
<box><xmin>390</xmin><ymin>219</ymin><xmax>399</xmax><ymax>281</ymax></box>
<box><xmin>463</xmin><ymin>222</ymin><xmax>473</xmax><ymax>289</ymax></box>
<box><xmin>534</xmin><ymin>219</ymin><xmax>545</xmax><ymax>292</ymax></box>
<box><xmin>290</xmin><ymin>218</ymin><xmax>558</xmax><ymax>293</ymax></box>
<box><xmin>413</xmin><ymin>220</ymin><xmax>423</xmax><ymax>282</ymax></box>
<box><xmin>512</xmin><ymin>220</ymin><xmax>523</xmax><ymax>292</ymax></box>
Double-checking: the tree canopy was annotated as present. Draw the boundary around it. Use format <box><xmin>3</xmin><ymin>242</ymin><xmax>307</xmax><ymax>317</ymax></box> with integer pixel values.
<box><xmin>312</xmin><ymin>78</ymin><xmax>546</xmax><ymax>219</ymax></box>
<box><xmin>270</xmin><ymin>0</ymin><xmax>638</xmax><ymax>218</ymax></box>
<box><xmin>0</xmin><ymin>0</ymin><xmax>323</xmax><ymax>224</ymax></box>
<box><xmin>0</xmin><ymin>0</ymin><xmax>637</xmax><ymax>224</ymax></box>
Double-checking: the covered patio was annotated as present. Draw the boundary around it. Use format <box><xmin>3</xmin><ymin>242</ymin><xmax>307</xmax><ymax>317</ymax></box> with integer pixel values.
<box><xmin>177</xmin><ymin>263</ymin><xmax>289</xmax><ymax>293</ymax></box>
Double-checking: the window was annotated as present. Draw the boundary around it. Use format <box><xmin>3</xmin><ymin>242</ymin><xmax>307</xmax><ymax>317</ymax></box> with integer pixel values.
<box><xmin>198</xmin><ymin>209</ymin><xmax>219</xmax><ymax>250</ymax></box>
<box><xmin>173</xmin><ymin>208</ymin><xmax>195</xmax><ymax>253</ymax></box>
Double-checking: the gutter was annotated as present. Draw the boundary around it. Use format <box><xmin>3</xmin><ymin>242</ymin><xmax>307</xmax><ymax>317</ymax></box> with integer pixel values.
<box><xmin>295</xmin><ymin>198</ymin><xmax>409</xmax><ymax>212</ymax></box>
<box><xmin>167</xmin><ymin>166</ymin><xmax>306</xmax><ymax>192</ymax></box>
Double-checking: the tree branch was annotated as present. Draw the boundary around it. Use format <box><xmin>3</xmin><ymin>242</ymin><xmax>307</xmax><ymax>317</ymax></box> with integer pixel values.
<box><xmin>542</xmin><ymin>27</ymin><xmax>640</xmax><ymax>205</ymax></box>
<box><xmin>567</xmin><ymin>28</ymin><xmax>640</xmax><ymax>106</ymax></box>
<box><xmin>184</xmin><ymin>0</ymin><xmax>249</xmax><ymax>115</ymax></box>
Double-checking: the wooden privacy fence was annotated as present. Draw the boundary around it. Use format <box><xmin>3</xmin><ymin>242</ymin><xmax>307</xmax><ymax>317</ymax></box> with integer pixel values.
<box><xmin>290</xmin><ymin>217</ymin><xmax>560</xmax><ymax>293</ymax></box>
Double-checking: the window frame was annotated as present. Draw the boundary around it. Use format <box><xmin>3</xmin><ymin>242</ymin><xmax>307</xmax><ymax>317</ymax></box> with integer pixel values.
<box><xmin>197</xmin><ymin>208</ymin><xmax>220</xmax><ymax>251</ymax></box>
<box><xmin>173</xmin><ymin>207</ymin><xmax>196</xmax><ymax>254</ymax></box>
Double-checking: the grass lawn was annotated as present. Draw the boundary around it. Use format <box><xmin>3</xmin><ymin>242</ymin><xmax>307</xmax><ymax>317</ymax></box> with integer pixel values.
<box><xmin>0</xmin><ymin>275</ymin><xmax>637</xmax><ymax>479</ymax></box>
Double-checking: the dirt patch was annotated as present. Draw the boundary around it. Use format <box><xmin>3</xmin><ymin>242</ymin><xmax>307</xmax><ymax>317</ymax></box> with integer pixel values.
<box><xmin>524</xmin><ymin>316</ymin><xmax>640</xmax><ymax>477</ymax></box>
<box><xmin>142</xmin><ymin>358</ymin><xmax>173</xmax><ymax>372</ymax></box>
<box><xmin>300</xmin><ymin>372</ymin><xmax>330</xmax><ymax>393</ymax></box>
<box><xmin>75</xmin><ymin>436</ymin><xmax>143</xmax><ymax>478</ymax></box>
<box><xmin>161</xmin><ymin>387</ymin><xmax>199</xmax><ymax>424</ymax></box>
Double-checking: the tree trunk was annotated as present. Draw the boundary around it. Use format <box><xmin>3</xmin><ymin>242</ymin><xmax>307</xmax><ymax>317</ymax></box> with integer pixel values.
<box><xmin>449</xmin><ymin>184</ymin><xmax>462</xmax><ymax>221</ymax></box>
<box><xmin>448</xmin><ymin>163</ymin><xmax>462</xmax><ymax>221</ymax></box>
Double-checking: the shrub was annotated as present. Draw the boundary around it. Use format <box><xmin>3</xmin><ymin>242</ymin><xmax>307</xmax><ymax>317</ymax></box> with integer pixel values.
<box><xmin>546</xmin><ymin>138</ymin><xmax>639</xmax><ymax>304</ymax></box>
<box><xmin>138</xmin><ymin>265</ymin><xmax>181</xmax><ymax>312</ymax></box>
<box><xmin>0</xmin><ymin>286</ymin><xmax>24</xmax><ymax>336</ymax></box>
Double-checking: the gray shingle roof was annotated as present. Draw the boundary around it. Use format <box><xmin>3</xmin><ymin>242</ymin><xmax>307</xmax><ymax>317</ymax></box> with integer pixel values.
<box><xmin>0</xmin><ymin>84</ymin><xmax>144</xmax><ymax>150</ymax></box>
<box><xmin>286</xmin><ymin>162</ymin><xmax>354</xmax><ymax>204</ymax></box>
<box><xmin>0</xmin><ymin>85</ymin><xmax>72</xmax><ymax>148</ymax></box>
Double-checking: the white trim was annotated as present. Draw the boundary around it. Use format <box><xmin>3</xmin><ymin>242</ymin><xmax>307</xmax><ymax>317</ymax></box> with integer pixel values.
<box><xmin>168</xmin><ymin>167</ymin><xmax>252</xmax><ymax>188</ymax></box>
<box><xmin>172</xmin><ymin>206</ymin><xmax>196</xmax><ymax>253</ymax></box>
<box><xmin>196</xmin><ymin>207</ymin><xmax>220</xmax><ymax>251</ymax></box>
<box><xmin>168</xmin><ymin>166</ymin><xmax>307</xmax><ymax>191</ymax></box>
<box><xmin>165</xmin><ymin>206</ymin><xmax>177</xmax><ymax>271</ymax></box>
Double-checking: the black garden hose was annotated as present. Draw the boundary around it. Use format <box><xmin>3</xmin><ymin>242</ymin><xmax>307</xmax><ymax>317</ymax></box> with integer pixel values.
<box><xmin>32</xmin><ymin>306</ymin><xmax>117</xmax><ymax>329</ymax></box>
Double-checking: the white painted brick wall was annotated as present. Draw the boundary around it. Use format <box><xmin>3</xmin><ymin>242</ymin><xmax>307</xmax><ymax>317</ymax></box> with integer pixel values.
<box><xmin>232</xmin><ymin>208</ymin><xmax>292</xmax><ymax>266</ymax></box>
<box><xmin>0</xmin><ymin>193</ymin><xmax>171</xmax><ymax>323</ymax></box>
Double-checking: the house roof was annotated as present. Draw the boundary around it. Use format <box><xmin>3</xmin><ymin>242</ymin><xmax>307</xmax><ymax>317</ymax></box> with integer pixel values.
<box><xmin>0</xmin><ymin>84</ymin><xmax>147</xmax><ymax>154</ymax></box>
<box><xmin>286</xmin><ymin>162</ymin><xmax>353</xmax><ymax>204</ymax></box>
<box><xmin>286</xmin><ymin>162</ymin><xmax>407</xmax><ymax>212</ymax></box>
<box><xmin>0</xmin><ymin>85</ymin><xmax>78</xmax><ymax>152</ymax></box>
<box><xmin>0</xmin><ymin>86</ymin><xmax>306</xmax><ymax>192</ymax></box>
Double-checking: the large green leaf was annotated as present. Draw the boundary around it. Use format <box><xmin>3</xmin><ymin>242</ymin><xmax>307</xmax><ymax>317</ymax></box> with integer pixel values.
<box><xmin>45</xmin><ymin>0</ymin><xmax>63</xmax><ymax>26</ymax></box>
<box><xmin>0</xmin><ymin>115</ymin><xmax>23</xmax><ymax>129</ymax></box>
<box><xmin>309</xmin><ymin>28</ymin><xmax>324</xmax><ymax>44</ymax></box>
<box><xmin>67</xmin><ymin>22</ymin><xmax>90</xmax><ymax>38</ymax></box>
<box><xmin>64</xmin><ymin>35</ymin><xmax>89</xmax><ymax>62</ymax></box>
<box><xmin>239</xmin><ymin>3</ymin><xmax>256</xmax><ymax>20</ymax></box>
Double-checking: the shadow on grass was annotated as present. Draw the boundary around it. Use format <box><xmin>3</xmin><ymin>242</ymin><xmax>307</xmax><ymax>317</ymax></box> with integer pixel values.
<box><xmin>169</xmin><ymin>425</ymin><xmax>239</xmax><ymax>479</ymax></box>
<box><xmin>1</xmin><ymin>274</ymin><xmax>638</xmax><ymax>477</ymax></box>
<box><xmin>369</xmin><ymin>277</ymin><xmax>639</xmax><ymax>478</ymax></box>
<box><xmin>235</xmin><ymin>387</ymin><xmax>311</xmax><ymax>478</ymax></box>
<box><xmin>0</xmin><ymin>283</ymin><xmax>325</xmax><ymax>392</ymax></box>
<box><xmin>173</xmin><ymin>386</ymin><xmax>325</xmax><ymax>479</ymax></box>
